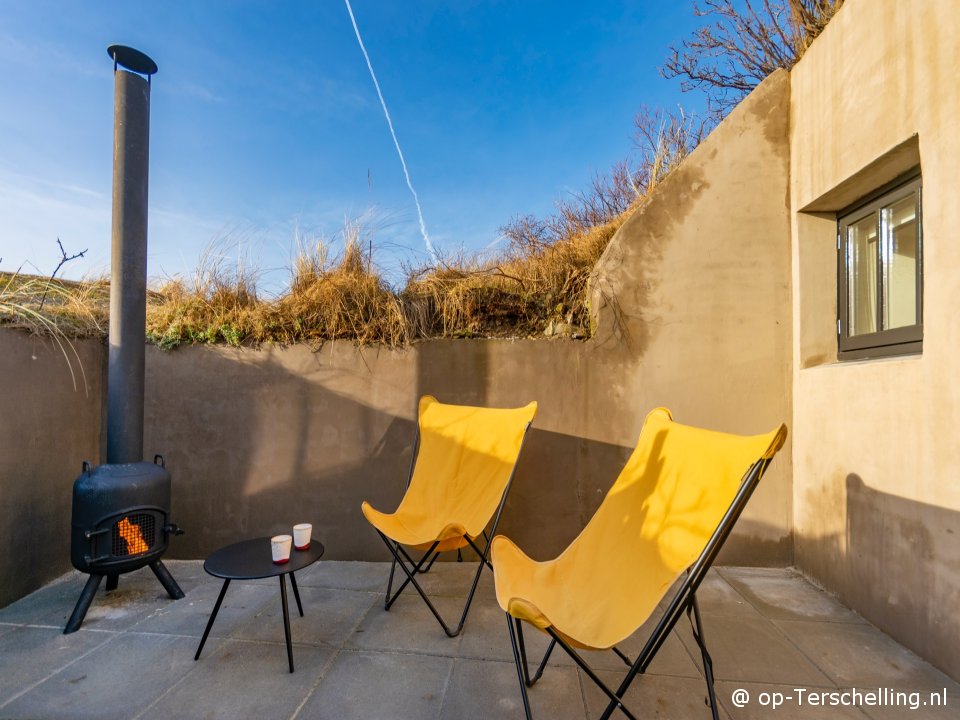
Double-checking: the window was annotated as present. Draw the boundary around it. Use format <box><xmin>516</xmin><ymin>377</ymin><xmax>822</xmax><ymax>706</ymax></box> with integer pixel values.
<box><xmin>838</xmin><ymin>173</ymin><xmax>922</xmax><ymax>359</ymax></box>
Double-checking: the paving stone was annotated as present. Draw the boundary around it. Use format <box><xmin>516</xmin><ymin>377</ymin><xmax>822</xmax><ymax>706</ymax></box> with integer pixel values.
<box><xmin>145</xmin><ymin>639</ymin><xmax>333</xmax><ymax>720</ymax></box>
<box><xmin>774</xmin><ymin>619</ymin><xmax>960</xmax><ymax>692</ymax></box>
<box><xmin>0</xmin><ymin>572</ymin><xmax>92</xmax><ymax>627</ymax></box>
<box><xmin>230</xmin><ymin>586</ymin><xmax>377</xmax><ymax>647</ymax></box>
<box><xmin>1</xmin><ymin>633</ymin><xmax>204</xmax><ymax>720</ymax></box>
<box><xmin>440</xmin><ymin>657</ymin><xmax>585</xmax><ymax>720</ymax></box>
<box><xmin>394</xmin><ymin>560</ymin><xmax>497</xmax><ymax>599</ymax></box>
<box><xmin>659</xmin><ymin>570</ymin><xmax>762</xmax><ymax>619</ymax></box>
<box><xmin>675</xmin><ymin>614</ymin><xmax>833</xmax><ymax>686</ymax></box>
<box><xmin>347</xmin><ymin>592</ymin><xmax>466</xmax><ymax>656</ymax></box>
<box><xmin>2</xmin><ymin>565</ymin><xmax>953</xmax><ymax>720</ymax></box>
<box><xmin>0</xmin><ymin>565</ymin><xmax>212</xmax><ymax>631</ymax></box>
<box><xmin>458</xmin><ymin>596</ymin><xmax>572</xmax><ymax>665</ymax></box>
<box><xmin>133</xmin><ymin>578</ymin><xmax>275</xmax><ymax>639</ymax></box>
<box><xmin>718</xmin><ymin>567</ymin><xmax>864</xmax><ymax>623</ymax></box>
<box><xmin>583</xmin><ymin>669</ymin><xmax>731</xmax><ymax>720</ymax></box>
<box><xmin>715</xmin><ymin>681</ymin><xmax>867</xmax><ymax>720</ymax></box>
<box><xmin>0</xmin><ymin>626</ymin><xmax>114</xmax><ymax>708</ymax></box>
<box><xmin>297</xmin><ymin>649</ymin><xmax>451</xmax><ymax>720</ymax></box>
<box><xmin>295</xmin><ymin>560</ymin><xmax>391</xmax><ymax>592</ymax></box>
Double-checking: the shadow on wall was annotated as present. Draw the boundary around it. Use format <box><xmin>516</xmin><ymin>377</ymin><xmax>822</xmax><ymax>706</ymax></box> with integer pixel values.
<box><xmin>146</xmin><ymin>346</ymin><xmax>416</xmax><ymax>561</ymax></box>
<box><xmin>146</xmin><ymin>342</ymin><xmax>642</xmax><ymax>564</ymax></box>
<box><xmin>800</xmin><ymin>474</ymin><xmax>960</xmax><ymax>682</ymax></box>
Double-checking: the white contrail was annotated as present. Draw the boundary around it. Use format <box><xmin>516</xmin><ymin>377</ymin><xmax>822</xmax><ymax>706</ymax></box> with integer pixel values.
<box><xmin>343</xmin><ymin>0</ymin><xmax>436</xmax><ymax>260</ymax></box>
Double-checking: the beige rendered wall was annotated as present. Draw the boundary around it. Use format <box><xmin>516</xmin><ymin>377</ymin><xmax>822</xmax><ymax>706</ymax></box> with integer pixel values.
<box><xmin>790</xmin><ymin>0</ymin><xmax>960</xmax><ymax>679</ymax></box>
<box><xmin>0</xmin><ymin>331</ymin><xmax>104</xmax><ymax>607</ymax></box>
<box><xmin>592</xmin><ymin>70</ymin><xmax>794</xmax><ymax>562</ymax></box>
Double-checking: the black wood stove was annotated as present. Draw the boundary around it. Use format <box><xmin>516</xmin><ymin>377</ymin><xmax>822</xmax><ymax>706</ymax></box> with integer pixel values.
<box><xmin>64</xmin><ymin>45</ymin><xmax>184</xmax><ymax>634</ymax></box>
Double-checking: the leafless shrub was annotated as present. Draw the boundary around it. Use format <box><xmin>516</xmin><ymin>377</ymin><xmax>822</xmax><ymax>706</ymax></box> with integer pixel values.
<box><xmin>662</xmin><ymin>0</ymin><xmax>844</xmax><ymax>118</ymax></box>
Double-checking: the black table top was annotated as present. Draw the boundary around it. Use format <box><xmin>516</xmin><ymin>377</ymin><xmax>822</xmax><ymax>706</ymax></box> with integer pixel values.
<box><xmin>204</xmin><ymin>537</ymin><xmax>325</xmax><ymax>580</ymax></box>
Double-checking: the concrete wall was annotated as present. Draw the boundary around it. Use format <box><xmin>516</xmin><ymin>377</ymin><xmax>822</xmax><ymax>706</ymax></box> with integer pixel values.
<box><xmin>0</xmin><ymin>331</ymin><xmax>104</xmax><ymax>607</ymax></box>
<box><xmin>592</xmin><ymin>70</ymin><xmax>794</xmax><ymax>562</ymax></box>
<box><xmin>790</xmin><ymin>0</ymin><xmax>960</xmax><ymax>680</ymax></box>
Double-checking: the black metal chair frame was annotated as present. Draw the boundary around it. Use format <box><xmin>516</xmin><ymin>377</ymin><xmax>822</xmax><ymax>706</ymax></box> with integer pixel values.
<box><xmin>505</xmin><ymin>455</ymin><xmax>774</xmax><ymax>720</ymax></box>
<box><xmin>373</xmin><ymin>421</ymin><xmax>533</xmax><ymax>638</ymax></box>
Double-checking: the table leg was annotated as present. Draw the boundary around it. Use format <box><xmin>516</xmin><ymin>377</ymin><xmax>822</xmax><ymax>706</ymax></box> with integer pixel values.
<box><xmin>195</xmin><ymin>578</ymin><xmax>230</xmax><ymax>661</ymax></box>
<box><xmin>289</xmin><ymin>571</ymin><xmax>304</xmax><ymax>617</ymax></box>
<box><xmin>279</xmin><ymin>575</ymin><xmax>294</xmax><ymax>673</ymax></box>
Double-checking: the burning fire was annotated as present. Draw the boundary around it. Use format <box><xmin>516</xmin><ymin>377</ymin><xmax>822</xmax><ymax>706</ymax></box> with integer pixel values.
<box><xmin>118</xmin><ymin>517</ymin><xmax>149</xmax><ymax>555</ymax></box>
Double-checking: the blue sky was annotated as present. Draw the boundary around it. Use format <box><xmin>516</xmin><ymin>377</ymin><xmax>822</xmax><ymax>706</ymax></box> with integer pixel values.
<box><xmin>0</xmin><ymin>1</ymin><xmax>707</xmax><ymax>292</ymax></box>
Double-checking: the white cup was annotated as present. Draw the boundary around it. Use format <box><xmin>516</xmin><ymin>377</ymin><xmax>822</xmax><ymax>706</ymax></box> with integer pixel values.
<box><xmin>293</xmin><ymin>523</ymin><xmax>312</xmax><ymax>551</ymax></box>
<box><xmin>271</xmin><ymin>534</ymin><xmax>293</xmax><ymax>564</ymax></box>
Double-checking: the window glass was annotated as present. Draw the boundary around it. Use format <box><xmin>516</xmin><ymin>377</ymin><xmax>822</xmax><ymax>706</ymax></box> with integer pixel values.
<box><xmin>846</xmin><ymin>214</ymin><xmax>878</xmax><ymax>336</ymax></box>
<box><xmin>882</xmin><ymin>195</ymin><xmax>918</xmax><ymax>329</ymax></box>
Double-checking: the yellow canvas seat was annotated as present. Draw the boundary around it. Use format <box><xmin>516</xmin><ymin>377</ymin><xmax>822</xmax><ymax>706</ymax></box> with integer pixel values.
<box><xmin>361</xmin><ymin>395</ymin><xmax>537</xmax><ymax>637</ymax></box>
<box><xmin>493</xmin><ymin>407</ymin><xmax>786</xmax><ymax>720</ymax></box>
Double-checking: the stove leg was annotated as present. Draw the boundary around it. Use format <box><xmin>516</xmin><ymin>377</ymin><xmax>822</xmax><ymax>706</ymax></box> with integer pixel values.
<box><xmin>149</xmin><ymin>560</ymin><xmax>185</xmax><ymax>599</ymax></box>
<box><xmin>105</xmin><ymin>574</ymin><xmax>119</xmax><ymax>591</ymax></box>
<box><xmin>64</xmin><ymin>574</ymin><xmax>103</xmax><ymax>634</ymax></box>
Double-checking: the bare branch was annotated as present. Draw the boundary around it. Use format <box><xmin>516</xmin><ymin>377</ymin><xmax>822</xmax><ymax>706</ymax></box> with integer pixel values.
<box><xmin>38</xmin><ymin>238</ymin><xmax>88</xmax><ymax>312</ymax></box>
<box><xmin>663</xmin><ymin>0</ymin><xmax>844</xmax><ymax>120</ymax></box>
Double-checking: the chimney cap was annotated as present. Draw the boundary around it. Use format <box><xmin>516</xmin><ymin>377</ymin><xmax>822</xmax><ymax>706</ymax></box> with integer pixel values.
<box><xmin>107</xmin><ymin>45</ymin><xmax>158</xmax><ymax>76</ymax></box>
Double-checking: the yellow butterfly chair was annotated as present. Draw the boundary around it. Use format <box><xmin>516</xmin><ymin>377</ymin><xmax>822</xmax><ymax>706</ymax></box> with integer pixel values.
<box><xmin>492</xmin><ymin>407</ymin><xmax>787</xmax><ymax>720</ymax></box>
<box><xmin>362</xmin><ymin>395</ymin><xmax>537</xmax><ymax>637</ymax></box>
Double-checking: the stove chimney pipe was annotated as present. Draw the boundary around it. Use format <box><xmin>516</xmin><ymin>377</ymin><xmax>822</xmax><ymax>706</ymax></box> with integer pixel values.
<box><xmin>106</xmin><ymin>45</ymin><xmax>157</xmax><ymax>465</ymax></box>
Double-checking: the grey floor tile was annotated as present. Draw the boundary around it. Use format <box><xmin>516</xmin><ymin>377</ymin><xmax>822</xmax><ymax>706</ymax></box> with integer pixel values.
<box><xmin>347</xmin><ymin>593</ymin><xmax>466</xmax><ymax>656</ymax></box>
<box><xmin>1</xmin><ymin>633</ymin><xmax>204</xmax><ymax>720</ymax></box>
<box><xmin>0</xmin><ymin>565</ymin><xmax>210</xmax><ymax>631</ymax></box>
<box><xmin>715</xmin><ymin>681</ymin><xmax>867</xmax><ymax>720</ymax></box>
<box><xmin>296</xmin><ymin>649</ymin><xmax>451</xmax><ymax>720</ymax></box>
<box><xmin>296</xmin><ymin>561</ymin><xmax>391</xmax><ymax>592</ymax></box>
<box><xmin>718</xmin><ymin>567</ymin><xmax>864</xmax><ymax>623</ymax></box>
<box><xmin>659</xmin><ymin>571</ymin><xmax>762</xmax><ymax>620</ymax></box>
<box><xmin>589</xmin><ymin>608</ymin><xmax>703</xmax><ymax>677</ymax></box>
<box><xmin>147</xmin><ymin>639</ymin><xmax>333</xmax><ymax>720</ymax></box>
<box><xmin>0</xmin><ymin>626</ymin><xmax>114</xmax><ymax>707</ymax></box>
<box><xmin>440</xmin><ymin>657</ymin><xmax>585</xmax><ymax>720</ymax></box>
<box><xmin>398</xmin><ymin>560</ymin><xmax>497</xmax><ymax>599</ymax></box>
<box><xmin>675</xmin><ymin>614</ymin><xmax>833</xmax><ymax>686</ymax></box>
<box><xmin>0</xmin><ymin>572</ymin><xmax>92</xmax><ymax>627</ymax></box>
<box><xmin>135</xmin><ymin>578</ymin><xmax>275</xmax><ymax>639</ymax></box>
<box><xmin>583</xmin><ymin>670</ymin><xmax>730</xmax><ymax>720</ymax></box>
<box><xmin>775</xmin><ymin>619</ymin><xmax>960</xmax><ymax>691</ymax></box>
<box><xmin>458</xmin><ymin>597</ymin><xmax>568</xmax><ymax>665</ymax></box>
<box><xmin>230</xmin><ymin>586</ymin><xmax>377</xmax><ymax>647</ymax></box>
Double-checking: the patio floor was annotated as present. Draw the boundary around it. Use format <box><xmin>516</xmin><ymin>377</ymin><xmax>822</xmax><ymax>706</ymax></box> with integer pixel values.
<box><xmin>0</xmin><ymin>561</ymin><xmax>956</xmax><ymax>720</ymax></box>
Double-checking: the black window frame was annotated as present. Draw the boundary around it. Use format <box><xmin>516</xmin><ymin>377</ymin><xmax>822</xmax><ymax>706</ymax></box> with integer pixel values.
<box><xmin>837</xmin><ymin>171</ymin><xmax>923</xmax><ymax>361</ymax></box>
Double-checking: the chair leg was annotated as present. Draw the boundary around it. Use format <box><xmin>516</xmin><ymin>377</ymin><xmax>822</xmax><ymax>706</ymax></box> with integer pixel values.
<box><xmin>422</xmin><ymin>550</ymin><xmax>440</xmax><ymax>573</ymax></box>
<box><xmin>690</xmin><ymin>595</ymin><xmax>720</xmax><ymax>720</ymax></box>
<box><xmin>513</xmin><ymin>618</ymin><xmax>555</xmax><ymax>687</ymax></box>
<box><xmin>376</xmin><ymin>531</ymin><xmax>485</xmax><ymax>637</ymax></box>
<box><xmin>384</xmin><ymin>542</ymin><xmax>440</xmax><ymax>610</ymax></box>
<box><xmin>384</xmin><ymin>555</ymin><xmax>398</xmax><ymax>609</ymax></box>
<box><xmin>507</xmin><ymin>614</ymin><xmax>534</xmax><ymax>720</ymax></box>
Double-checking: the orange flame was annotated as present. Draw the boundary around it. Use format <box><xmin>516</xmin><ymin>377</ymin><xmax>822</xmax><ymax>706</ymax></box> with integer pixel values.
<box><xmin>118</xmin><ymin>517</ymin><xmax>149</xmax><ymax>555</ymax></box>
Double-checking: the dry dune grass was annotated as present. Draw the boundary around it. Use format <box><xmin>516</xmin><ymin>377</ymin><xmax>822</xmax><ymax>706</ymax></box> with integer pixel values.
<box><xmin>0</xmin><ymin>271</ymin><xmax>109</xmax><ymax>338</ymax></box>
<box><xmin>404</xmin><ymin>212</ymin><xmax>626</xmax><ymax>338</ymax></box>
<box><xmin>1</xmin><ymin>1</ymin><xmax>842</xmax><ymax>349</ymax></box>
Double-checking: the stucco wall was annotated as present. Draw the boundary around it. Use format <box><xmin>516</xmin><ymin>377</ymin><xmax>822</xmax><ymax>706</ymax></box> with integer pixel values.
<box><xmin>592</xmin><ymin>70</ymin><xmax>794</xmax><ymax>562</ymax></box>
<box><xmin>790</xmin><ymin>0</ymin><xmax>960</xmax><ymax>679</ymax></box>
<box><xmin>0</xmin><ymin>331</ymin><xmax>104</xmax><ymax>607</ymax></box>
